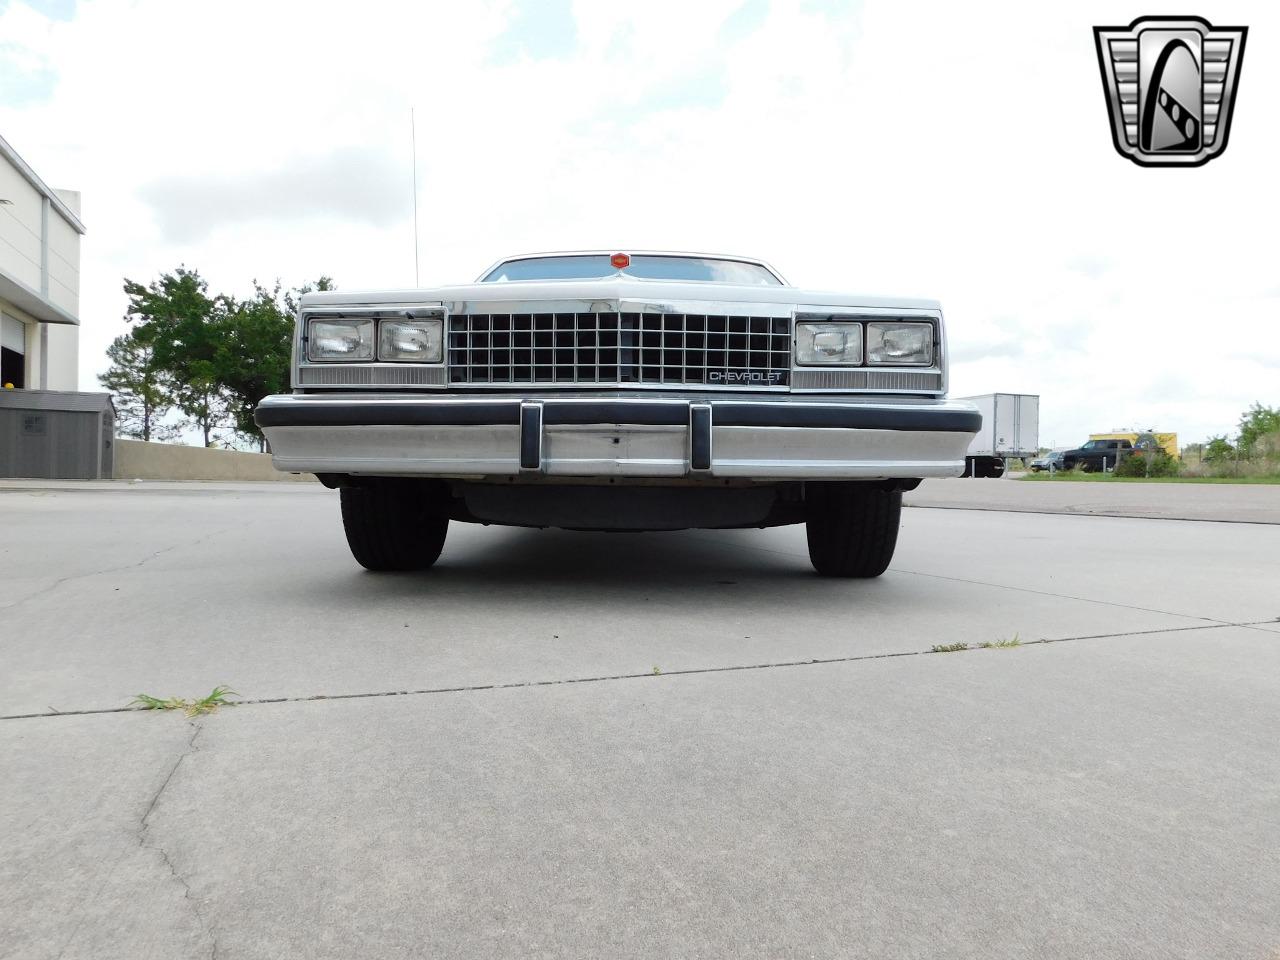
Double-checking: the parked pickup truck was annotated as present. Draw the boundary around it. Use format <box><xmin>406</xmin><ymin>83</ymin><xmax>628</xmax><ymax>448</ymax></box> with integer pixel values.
<box><xmin>1060</xmin><ymin>438</ymin><xmax>1134</xmax><ymax>472</ymax></box>
<box><xmin>255</xmin><ymin>251</ymin><xmax>988</xmax><ymax>578</ymax></box>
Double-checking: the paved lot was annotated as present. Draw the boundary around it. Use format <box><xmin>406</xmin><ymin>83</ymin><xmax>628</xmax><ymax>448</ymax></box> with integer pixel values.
<box><xmin>2</xmin><ymin>479</ymin><xmax>1278</xmax><ymax>959</ymax></box>
<box><xmin>907</xmin><ymin>475</ymin><xmax>1280</xmax><ymax>523</ymax></box>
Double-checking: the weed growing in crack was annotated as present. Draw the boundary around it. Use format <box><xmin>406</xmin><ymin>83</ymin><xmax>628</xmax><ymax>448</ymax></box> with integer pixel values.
<box><xmin>930</xmin><ymin>642</ymin><xmax>970</xmax><ymax>653</ymax></box>
<box><xmin>979</xmin><ymin>634</ymin><xmax>1022</xmax><ymax>649</ymax></box>
<box><xmin>131</xmin><ymin>686</ymin><xmax>238</xmax><ymax>716</ymax></box>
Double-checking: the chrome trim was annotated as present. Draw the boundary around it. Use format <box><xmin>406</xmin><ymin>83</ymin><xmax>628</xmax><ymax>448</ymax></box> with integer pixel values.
<box><xmin>297</xmin><ymin>366</ymin><xmax>448</xmax><ymax>388</ymax></box>
<box><xmin>865</xmin><ymin>320</ymin><xmax>935</xmax><ymax>367</ymax></box>
<box><xmin>305</xmin><ymin>317</ymin><xmax>374</xmax><ymax>363</ymax></box>
<box><xmin>791</xmin><ymin>369</ymin><xmax>942</xmax><ymax>391</ymax></box>
<box><xmin>259</xmin><ymin>395</ymin><xmax>977</xmax><ymax>481</ymax></box>
<box><xmin>264</xmin><ymin>423</ymin><xmax>970</xmax><ymax>481</ymax></box>
<box><xmin>295</xmin><ymin>305</ymin><xmax>447</xmax><ymax>389</ymax></box>
<box><xmin>290</xmin><ymin>291</ymin><xmax>949</xmax><ymax>397</ymax></box>
<box><xmin>790</xmin><ymin>310</ymin><xmax>945</xmax><ymax>395</ymax></box>
<box><xmin>446</xmin><ymin>311</ymin><xmax>791</xmax><ymax>390</ymax></box>
<box><xmin>443</xmin><ymin>297</ymin><xmax>794</xmax><ymax>318</ymax></box>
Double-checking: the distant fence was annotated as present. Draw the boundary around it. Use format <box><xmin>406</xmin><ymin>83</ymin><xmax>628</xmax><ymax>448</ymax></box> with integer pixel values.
<box><xmin>113</xmin><ymin>439</ymin><xmax>315</xmax><ymax>482</ymax></box>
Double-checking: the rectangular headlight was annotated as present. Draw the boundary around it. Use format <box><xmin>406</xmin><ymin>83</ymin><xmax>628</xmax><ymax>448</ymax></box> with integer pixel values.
<box><xmin>308</xmin><ymin>318</ymin><xmax>374</xmax><ymax>361</ymax></box>
<box><xmin>796</xmin><ymin>321</ymin><xmax>862</xmax><ymax>365</ymax></box>
<box><xmin>866</xmin><ymin>322</ymin><xmax>933</xmax><ymax>365</ymax></box>
<box><xmin>379</xmin><ymin>319</ymin><xmax>443</xmax><ymax>362</ymax></box>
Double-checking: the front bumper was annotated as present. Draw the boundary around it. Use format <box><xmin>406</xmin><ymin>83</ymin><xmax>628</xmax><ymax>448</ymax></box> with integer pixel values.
<box><xmin>255</xmin><ymin>394</ymin><xmax>981</xmax><ymax>481</ymax></box>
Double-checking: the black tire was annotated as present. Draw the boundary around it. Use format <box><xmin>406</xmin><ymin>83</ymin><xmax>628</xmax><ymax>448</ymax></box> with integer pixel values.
<box><xmin>804</xmin><ymin>483</ymin><xmax>902</xmax><ymax>578</ymax></box>
<box><xmin>339</xmin><ymin>481</ymin><xmax>449</xmax><ymax>572</ymax></box>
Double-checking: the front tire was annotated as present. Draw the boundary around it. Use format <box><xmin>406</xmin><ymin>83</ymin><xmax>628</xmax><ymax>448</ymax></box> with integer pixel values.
<box><xmin>805</xmin><ymin>483</ymin><xmax>902</xmax><ymax>578</ymax></box>
<box><xmin>339</xmin><ymin>481</ymin><xmax>449</xmax><ymax>572</ymax></box>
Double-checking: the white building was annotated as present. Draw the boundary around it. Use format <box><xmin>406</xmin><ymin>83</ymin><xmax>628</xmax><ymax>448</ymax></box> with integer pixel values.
<box><xmin>0</xmin><ymin>132</ymin><xmax>84</xmax><ymax>392</ymax></box>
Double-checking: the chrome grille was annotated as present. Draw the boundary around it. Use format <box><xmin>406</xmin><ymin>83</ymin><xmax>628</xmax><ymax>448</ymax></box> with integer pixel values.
<box><xmin>448</xmin><ymin>312</ymin><xmax>790</xmax><ymax>387</ymax></box>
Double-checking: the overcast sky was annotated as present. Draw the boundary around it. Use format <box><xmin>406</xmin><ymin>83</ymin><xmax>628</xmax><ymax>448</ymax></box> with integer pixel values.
<box><xmin>2</xmin><ymin>0</ymin><xmax>1276</xmax><ymax>447</ymax></box>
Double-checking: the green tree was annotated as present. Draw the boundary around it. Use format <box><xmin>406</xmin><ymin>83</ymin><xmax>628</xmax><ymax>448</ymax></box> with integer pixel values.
<box><xmin>1203</xmin><ymin>436</ymin><xmax>1235</xmax><ymax>463</ymax></box>
<box><xmin>216</xmin><ymin>277</ymin><xmax>334</xmax><ymax>448</ymax></box>
<box><xmin>1237</xmin><ymin>403</ymin><xmax>1280</xmax><ymax>457</ymax></box>
<box><xmin>123</xmin><ymin>267</ymin><xmax>229</xmax><ymax>446</ymax></box>
<box><xmin>98</xmin><ymin>332</ymin><xmax>182</xmax><ymax>442</ymax></box>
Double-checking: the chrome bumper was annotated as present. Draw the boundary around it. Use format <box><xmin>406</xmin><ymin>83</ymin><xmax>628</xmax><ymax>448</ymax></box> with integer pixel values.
<box><xmin>255</xmin><ymin>394</ymin><xmax>981</xmax><ymax>481</ymax></box>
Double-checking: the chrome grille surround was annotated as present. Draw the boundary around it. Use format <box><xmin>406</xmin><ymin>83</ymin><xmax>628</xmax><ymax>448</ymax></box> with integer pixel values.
<box><xmin>447</xmin><ymin>312</ymin><xmax>791</xmax><ymax>389</ymax></box>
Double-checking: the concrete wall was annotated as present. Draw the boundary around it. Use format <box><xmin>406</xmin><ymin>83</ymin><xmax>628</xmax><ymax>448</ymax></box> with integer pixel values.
<box><xmin>43</xmin><ymin>322</ymin><xmax>78</xmax><ymax>390</ymax></box>
<box><xmin>0</xmin><ymin>158</ymin><xmax>43</xmax><ymax>291</ymax></box>
<box><xmin>114</xmin><ymin>439</ymin><xmax>315</xmax><ymax>482</ymax></box>
<box><xmin>46</xmin><ymin>211</ymin><xmax>80</xmax><ymax>317</ymax></box>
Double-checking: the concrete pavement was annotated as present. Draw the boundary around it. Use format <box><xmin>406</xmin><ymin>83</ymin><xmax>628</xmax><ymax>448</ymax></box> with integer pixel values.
<box><xmin>908</xmin><ymin>475</ymin><xmax>1280</xmax><ymax>523</ymax></box>
<box><xmin>2</xmin><ymin>480</ymin><xmax>1278</xmax><ymax>958</ymax></box>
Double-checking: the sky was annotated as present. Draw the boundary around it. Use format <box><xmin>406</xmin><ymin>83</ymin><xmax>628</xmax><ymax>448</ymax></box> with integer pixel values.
<box><xmin>1</xmin><ymin>0</ymin><xmax>1276</xmax><ymax>448</ymax></box>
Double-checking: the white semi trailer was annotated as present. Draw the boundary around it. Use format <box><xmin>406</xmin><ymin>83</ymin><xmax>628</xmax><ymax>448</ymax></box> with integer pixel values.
<box><xmin>960</xmin><ymin>394</ymin><xmax>1040</xmax><ymax>461</ymax></box>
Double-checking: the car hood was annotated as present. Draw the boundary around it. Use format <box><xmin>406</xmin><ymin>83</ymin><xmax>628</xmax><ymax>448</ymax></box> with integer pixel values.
<box><xmin>299</xmin><ymin>276</ymin><xmax>942</xmax><ymax>314</ymax></box>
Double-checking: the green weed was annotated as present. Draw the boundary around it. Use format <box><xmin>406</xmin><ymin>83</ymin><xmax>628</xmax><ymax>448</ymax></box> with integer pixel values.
<box><xmin>131</xmin><ymin>685</ymin><xmax>238</xmax><ymax>716</ymax></box>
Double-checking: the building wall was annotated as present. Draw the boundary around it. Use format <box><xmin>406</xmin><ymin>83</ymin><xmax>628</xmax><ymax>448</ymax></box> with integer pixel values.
<box><xmin>0</xmin><ymin>137</ymin><xmax>83</xmax><ymax>391</ymax></box>
<box><xmin>47</xmin><ymin>205</ymin><xmax>81</xmax><ymax>317</ymax></box>
<box><xmin>0</xmin><ymin>160</ymin><xmax>43</xmax><ymax>291</ymax></box>
<box><xmin>43</xmin><ymin>322</ymin><xmax>79</xmax><ymax>390</ymax></box>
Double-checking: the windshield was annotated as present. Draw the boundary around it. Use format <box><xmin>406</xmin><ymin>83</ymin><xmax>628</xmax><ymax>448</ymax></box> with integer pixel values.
<box><xmin>481</xmin><ymin>254</ymin><xmax>782</xmax><ymax>285</ymax></box>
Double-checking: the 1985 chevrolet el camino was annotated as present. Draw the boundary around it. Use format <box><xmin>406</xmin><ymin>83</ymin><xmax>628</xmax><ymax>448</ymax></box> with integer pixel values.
<box><xmin>254</xmin><ymin>252</ymin><xmax>985</xmax><ymax>577</ymax></box>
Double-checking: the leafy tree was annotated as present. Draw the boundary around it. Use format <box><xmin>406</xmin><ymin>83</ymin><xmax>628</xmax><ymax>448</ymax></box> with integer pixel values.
<box><xmin>98</xmin><ymin>333</ymin><xmax>182</xmax><ymax>442</ymax></box>
<box><xmin>1203</xmin><ymin>436</ymin><xmax>1235</xmax><ymax>463</ymax></box>
<box><xmin>1237</xmin><ymin>403</ymin><xmax>1280</xmax><ymax>457</ymax></box>
<box><xmin>123</xmin><ymin>267</ymin><xmax>229</xmax><ymax>446</ymax></box>
<box><xmin>216</xmin><ymin>277</ymin><xmax>334</xmax><ymax>448</ymax></box>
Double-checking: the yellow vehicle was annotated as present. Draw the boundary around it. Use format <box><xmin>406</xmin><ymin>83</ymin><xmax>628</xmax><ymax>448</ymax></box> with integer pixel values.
<box><xmin>1089</xmin><ymin>432</ymin><xmax>1179</xmax><ymax>459</ymax></box>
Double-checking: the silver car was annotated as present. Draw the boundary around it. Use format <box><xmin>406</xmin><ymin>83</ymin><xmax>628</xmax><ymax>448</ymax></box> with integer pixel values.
<box><xmin>255</xmin><ymin>251</ymin><xmax>983</xmax><ymax>577</ymax></box>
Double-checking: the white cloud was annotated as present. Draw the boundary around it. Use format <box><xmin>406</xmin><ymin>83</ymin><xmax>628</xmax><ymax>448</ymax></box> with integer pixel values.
<box><xmin>1</xmin><ymin>0</ymin><xmax>1277</xmax><ymax>447</ymax></box>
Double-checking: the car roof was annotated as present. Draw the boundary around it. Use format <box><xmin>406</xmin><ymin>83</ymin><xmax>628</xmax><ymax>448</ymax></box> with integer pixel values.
<box><xmin>476</xmin><ymin>250</ymin><xmax>788</xmax><ymax>285</ymax></box>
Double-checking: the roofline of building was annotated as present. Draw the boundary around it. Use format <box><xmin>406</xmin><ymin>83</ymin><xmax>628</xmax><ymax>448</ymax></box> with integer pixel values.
<box><xmin>0</xmin><ymin>266</ymin><xmax>79</xmax><ymax>326</ymax></box>
<box><xmin>0</xmin><ymin>132</ymin><xmax>87</xmax><ymax>235</ymax></box>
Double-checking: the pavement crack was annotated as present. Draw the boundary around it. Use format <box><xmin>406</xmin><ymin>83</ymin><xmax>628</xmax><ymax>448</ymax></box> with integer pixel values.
<box><xmin>138</xmin><ymin>721</ymin><xmax>219</xmax><ymax>960</ymax></box>
<box><xmin>0</xmin><ymin>527</ymin><xmax>235</xmax><ymax>612</ymax></box>
<box><xmin>892</xmin><ymin>567</ymin><xmax>1232</xmax><ymax>625</ymax></box>
<box><xmin>3</xmin><ymin>619</ymin><xmax>1275</xmax><ymax>723</ymax></box>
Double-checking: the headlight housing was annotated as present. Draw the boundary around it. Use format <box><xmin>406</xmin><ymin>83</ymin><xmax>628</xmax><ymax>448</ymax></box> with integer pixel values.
<box><xmin>308</xmin><ymin>319</ymin><xmax>374</xmax><ymax>361</ymax></box>
<box><xmin>866</xmin><ymin>321</ymin><xmax>934</xmax><ymax>365</ymax></box>
<box><xmin>379</xmin><ymin>319</ymin><xmax>443</xmax><ymax>362</ymax></box>
<box><xmin>795</xmin><ymin>321</ymin><xmax>863</xmax><ymax>365</ymax></box>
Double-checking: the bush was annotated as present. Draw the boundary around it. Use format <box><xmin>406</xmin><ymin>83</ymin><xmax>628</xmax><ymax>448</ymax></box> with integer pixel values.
<box><xmin>1204</xmin><ymin>436</ymin><xmax>1235</xmax><ymax>463</ymax></box>
<box><xmin>1114</xmin><ymin>450</ymin><xmax>1180</xmax><ymax>478</ymax></box>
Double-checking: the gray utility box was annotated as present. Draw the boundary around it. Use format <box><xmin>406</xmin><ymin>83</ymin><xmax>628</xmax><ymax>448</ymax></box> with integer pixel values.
<box><xmin>960</xmin><ymin>393</ymin><xmax>1039</xmax><ymax>460</ymax></box>
<box><xmin>0</xmin><ymin>390</ymin><xmax>116</xmax><ymax>479</ymax></box>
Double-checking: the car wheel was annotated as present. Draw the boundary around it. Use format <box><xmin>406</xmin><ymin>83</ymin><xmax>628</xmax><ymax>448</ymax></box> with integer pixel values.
<box><xmin>805</xmin><ymin>482</ymin><xmax>902</xmax><ymax>578</ymax></box>
<box><xmin>339</xmin><ymin>481</ymin><xmax>449</xmax><ymax>571</ymax></box>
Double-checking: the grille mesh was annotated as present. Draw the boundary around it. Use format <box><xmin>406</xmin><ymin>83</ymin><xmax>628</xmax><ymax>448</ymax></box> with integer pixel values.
<box><xmin>448</xmin><ymin>312</ymin><xmax>790</xmax><ymax>387</ymax></box>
